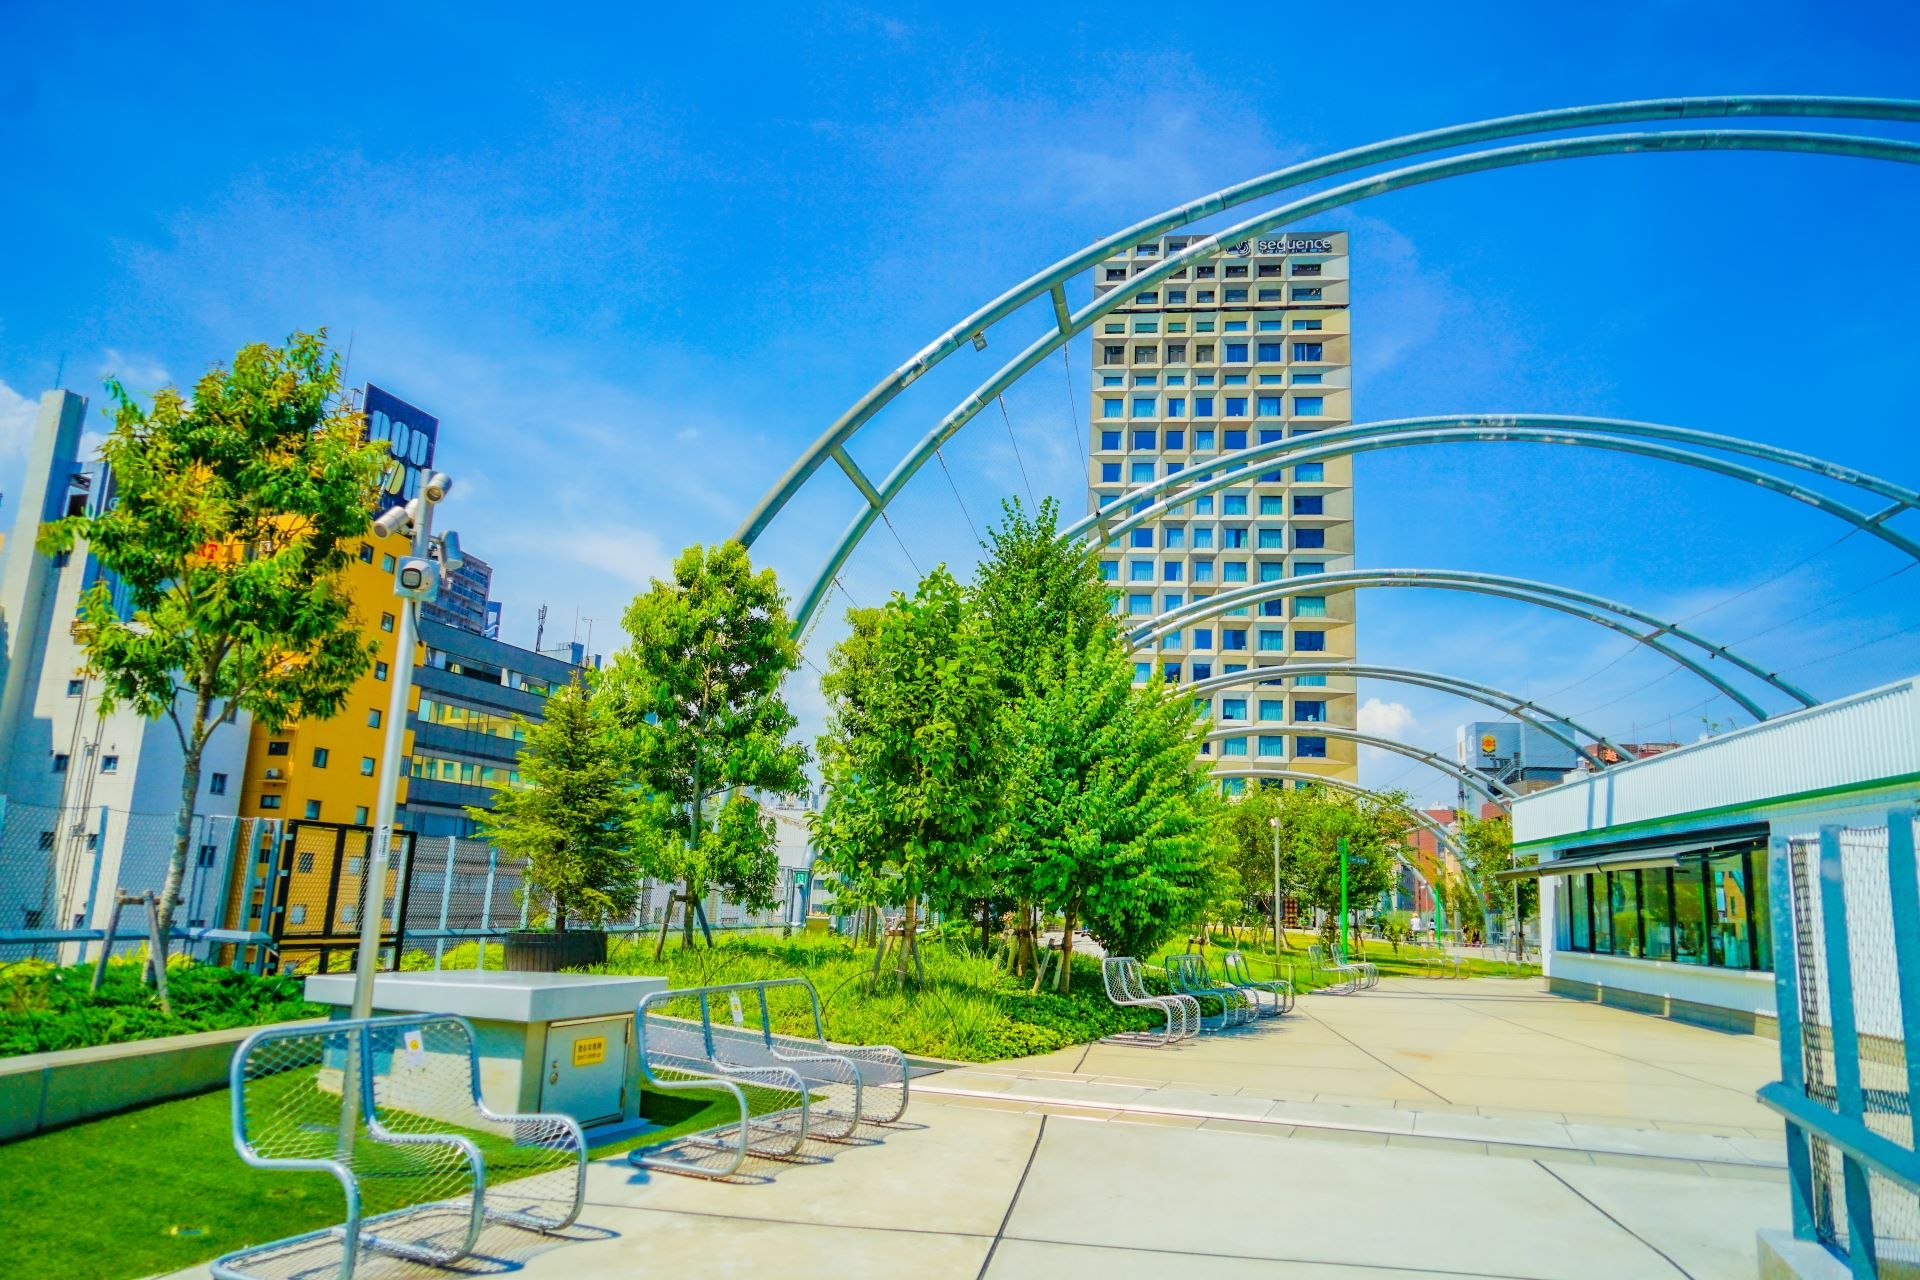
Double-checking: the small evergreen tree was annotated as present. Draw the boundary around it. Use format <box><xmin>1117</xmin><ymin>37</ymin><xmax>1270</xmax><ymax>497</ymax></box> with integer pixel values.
<box><xmin>470</xmin><ymin>676</ymin><xmax>636</xmax><ymax>930</ymax></box>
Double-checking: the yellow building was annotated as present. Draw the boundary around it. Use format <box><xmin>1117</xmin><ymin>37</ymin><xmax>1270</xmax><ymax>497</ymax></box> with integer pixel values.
<box><xmin>238</xmin><ymin>538</ymin><xmax>419</xmax><ymax>830</ymax></box>
<box><xmin>1087</xmin><ymin>230</ymin><xmax>1358</xmax><ymax>788</ymax></box>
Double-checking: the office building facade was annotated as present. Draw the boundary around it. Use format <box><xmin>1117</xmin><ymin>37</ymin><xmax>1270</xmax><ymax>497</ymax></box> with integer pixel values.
<box><xmin>421</xmin><ymin>552</ymin><xmax>493</xmax><ymax>634</ymax></box>
<box><xmin>1088</xmin><ymin>232</ymin><xmax>1356</xmax><ymax>789</ymax></box>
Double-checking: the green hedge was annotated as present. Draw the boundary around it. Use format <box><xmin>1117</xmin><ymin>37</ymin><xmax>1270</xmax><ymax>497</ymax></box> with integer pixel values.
<box><xmin>0</xmin><ymin>959</ymin><xmax>323</xmax><ymax>1058</ymax></box>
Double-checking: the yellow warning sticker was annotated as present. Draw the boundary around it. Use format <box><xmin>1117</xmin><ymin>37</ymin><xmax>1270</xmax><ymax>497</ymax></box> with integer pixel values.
<box><xmin>571</xmin><ymin>1036</ymin><xmax>607</xmax><ymax>1068</ymax></box>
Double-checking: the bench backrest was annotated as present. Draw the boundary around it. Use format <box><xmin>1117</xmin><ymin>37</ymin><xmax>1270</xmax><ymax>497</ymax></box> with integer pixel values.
<box><xmin>1102</xmin><ymin>956</ymin><xmax>1148</xmax><ymax>1003</ymax></box>
<box><xmin>636</xmin><ymin>977</ymin><xmax>829</xmax><ymax>1071</ymax></box>
<box><xmin>1165</xmin><ymin>953</ymin><xmax>1218</xmax><ymax>993</ymax></box>
<box><xmin>231</xmin><ymin>1013</ymin><xmax>484</xmax><ymax>1170</ymax></box>
<box><xmin>1220</xmin><ymin>951</ymin><xmax>1258</xmax><ymax>984</ymax></box>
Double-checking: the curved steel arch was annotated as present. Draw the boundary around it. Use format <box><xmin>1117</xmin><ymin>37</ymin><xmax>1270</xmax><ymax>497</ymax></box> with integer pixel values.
<box><xmin>1202</xmin><ymin>724</ymin><xmax>1517</xmax><ymax>803</ymax></box>
<box><xmin>739</xmin><ymin>96</ymin><xmax>1920</xmax><ymax>553</ymax></box>
<box><xmin>1211</xmin><ymin>765</ymin><xmax>1473</xmax><ymax>925</ymax></box>
<box><xmin>1061</xmin><ymin>415</ymin><xmax>1920</xmax><ymax>562</ymax></box>
<box><xmin>750</xmin><ymin>123</ymin><xmax>1920</xmax><ymax>635</ymax></box>
<box><xmin>1139</xmin><ymin>568</ymin><xmax>1813</xmax><ymax>718</ymax></box>
<box><xmin>1182</xmin><ymin>663</ymin><xmax>1625</xmax><ymax>770</ymax></box>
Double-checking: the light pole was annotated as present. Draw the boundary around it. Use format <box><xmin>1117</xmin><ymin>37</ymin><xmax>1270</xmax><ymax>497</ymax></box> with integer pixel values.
<box><xmin>1267</xmin><ymin>814</ymin><xmax>1281</xmax><ymax>955</ymax></box>
<box><xmin>348</xmin><ymin>473</ymin><xmax>457</xmax><ymax>1020</ymax></box>
<box><xmin>1337</xmin><ymin>835</ymin><xmax>1350</xmax><ymax>960</ymax></box>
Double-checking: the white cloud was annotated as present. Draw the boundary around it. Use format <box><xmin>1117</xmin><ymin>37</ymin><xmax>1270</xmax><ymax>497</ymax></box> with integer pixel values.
<box><xmin>98</xmin><ymin>349</ymin><xmax>171</xmax><ymax>393</ymax></box>
<box><xmin>1357</xmin><ymin>696</ymin><xmax>1418</xmax><ymax>739</ymax></box>
<box><xmin>0</xmin><ymin>381</ymin><xmax>38</xmax><ymax>457</ymax></box>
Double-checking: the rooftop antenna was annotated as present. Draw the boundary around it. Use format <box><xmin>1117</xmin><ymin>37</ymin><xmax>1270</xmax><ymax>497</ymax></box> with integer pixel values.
<box><xmin>54</xmin><ymin>352</ymin><xmax>66</xmax><ymax>390</ymax></box>
<box><xmin>535</xmin><ymin>604</ymin><xmax>548</xmax><ymax>652</ymax></box>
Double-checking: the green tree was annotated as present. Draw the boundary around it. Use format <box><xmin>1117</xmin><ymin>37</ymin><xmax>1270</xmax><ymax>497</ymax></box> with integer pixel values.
<box><xmin>813</xmin><ymin>567</ymin><xmax>1004</xmax><ymax>983</ymax></box>
<box><xmin>602</xmin><ymin>542</ymin><xmax>808</xmax><ymax>949</ymax></box>
<box><xmin>970</xmin><ymin>497</ymin><xmax>1115</xmax><ymax>965</ymax></box>
<box><xmin>469</xmin><ymin>676</ymin><xmax>637</xmax><ymax>929</ymax></box>
<box><xmin>1213</xmin><ymin>785</ymin><xmax>1293</xmax><ymax>947</ymax></box>
<box><xmin>1280</xmin><ymin>785</ymin><xmax>1404</xmax><ymax>952</ymax></box>
<box><xmin>39</xmin><ymin>333</ymin><xmax>385</xmax><ymax>1001</ymax></box>
<box><xmin>1456</xmin><ymin>809</ymin><xmax>1526</xmax><ymax>947</ymax></box>
<box><xmin>1003</xmin><ymin>635</ymin><xmax>1222</xmax><ymax>988</ymax></box>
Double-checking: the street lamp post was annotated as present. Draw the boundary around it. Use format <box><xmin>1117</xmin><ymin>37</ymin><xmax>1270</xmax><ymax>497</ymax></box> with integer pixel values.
<box><xmin>1267</xmin><ymin>815</ymin><xmax>1281</xmax><ymax>955</ymax></box>
<box><xmin>348</xmin><ymin>473</ymin><xmax>457</xmax><ymax>1020</ymax></box>
<box><xmin>1337</xmin><ymin>835</ymin><xmax>1350</xmax><ymax>960</ymax></box>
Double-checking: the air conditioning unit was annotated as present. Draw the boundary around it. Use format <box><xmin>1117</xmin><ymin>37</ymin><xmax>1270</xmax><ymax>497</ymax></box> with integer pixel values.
<box><xmin>264</xmin><ymin>768</ymin><xmax>282</xmax><ymax>780</ymax></box>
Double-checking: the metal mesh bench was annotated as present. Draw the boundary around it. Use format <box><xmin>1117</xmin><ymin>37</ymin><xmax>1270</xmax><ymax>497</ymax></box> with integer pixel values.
<box><xmin>1306</xmin><ymin>944</ymin><xmax>1374</xmax><ymax>994</ymax></box>
<box><xmin>1220</xmin><ymin>950</ymin><xmax>1295</xmax><ymax>1016</ymax></box>
<box><xmin>214</xmin><ymin>1015</ymin><xmax>586</xmax><ymax>1280</ymax></box>
<box><xmin>1165</xmin><ymin>952</ymin><xmax>1258</xmax><ymax>1029</ymax></box>
<box><xmin>631</xmin><ymin>979</ymin><xmax>902</xmax><ymax>1178</ymax></box>
<box><xmin>1101</xmin><ymin>956</ymin><xmax>1197</xmax><ymax>1044</ymax></box>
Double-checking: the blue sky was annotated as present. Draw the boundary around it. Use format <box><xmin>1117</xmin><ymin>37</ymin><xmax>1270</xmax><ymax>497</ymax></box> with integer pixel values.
<box><xmin>3</xmin><ymin>1</ymin><xmax>1917</xmax><ymax>803</ymax></box>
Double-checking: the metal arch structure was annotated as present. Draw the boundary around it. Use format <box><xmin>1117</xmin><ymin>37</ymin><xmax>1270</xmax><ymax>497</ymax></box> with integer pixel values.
<box><xmin>1136</xmin><ymin>568</ymin><xmax>1815</xmax><ymax>719</ymax></box>
<box><xmin>1059</xmin><ymin>415</ymin><xmax>1920</xmax><ymax>563</ymax></box>
<box><xmin>1208</xmin><ymin>765</ymin><xmax>1472</xmax><ymax>928</ymax></box>
<box><xmin>729</xmin><ymin>100</ymin><xmax>1920</xmax><ymax>636</ymax></box>
<box><xmin>1181</xmin><ymin>663</ymin><xmax>1627</xmax><ymax>770</ymax></box>
<box><xmin>1201</xmin><ymin>724</ymin><xmax>1518</xmax><ymax>804</ymax></box>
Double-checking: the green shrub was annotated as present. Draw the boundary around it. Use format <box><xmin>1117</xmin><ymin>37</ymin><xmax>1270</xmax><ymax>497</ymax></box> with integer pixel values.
<box><xmin>0</xmin><ymin>959</ymin><xmax>323</xmax><ymax>1057</ymax></box>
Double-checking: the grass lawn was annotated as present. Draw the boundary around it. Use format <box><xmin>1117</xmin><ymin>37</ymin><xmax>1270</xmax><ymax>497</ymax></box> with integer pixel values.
<box><xmin>0</xmin><ymin>1083</ymin><xmax>739</xmax><ymax>1280</ymax></box>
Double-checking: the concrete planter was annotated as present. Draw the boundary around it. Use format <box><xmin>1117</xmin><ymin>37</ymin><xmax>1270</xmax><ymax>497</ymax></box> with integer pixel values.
<box><xmin>502</xmin><ymin>929</ymin><xmax>607</xmax><ymax>972</ymax></box>
<box><xmin>0</xmin><ymin>1018</ymin><xmax>323</xmax><ymax>1142</ymax></box>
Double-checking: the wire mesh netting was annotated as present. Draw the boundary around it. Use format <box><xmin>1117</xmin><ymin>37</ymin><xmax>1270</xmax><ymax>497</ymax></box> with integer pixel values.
<box><xmin>1785</xmin><ymin>822</ymin><xmax>1920</xmax><ymax>1266</ymax></box>
<box><xmin>220</xmin><ymin>1016</ymin><xmax>584</xmax><ymax>1280</ymax></box>
<box><xmin>0</xmin><ymin>801</ymin><xmax>262</xmax><ymax>968</ymax></box>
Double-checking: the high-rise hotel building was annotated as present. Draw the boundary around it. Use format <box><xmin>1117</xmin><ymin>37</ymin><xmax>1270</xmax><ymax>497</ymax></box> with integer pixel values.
<box><xmin>1088</xmin><ymin>231</ymin><xmax>1357</xmax><ymax>789</ymax></box>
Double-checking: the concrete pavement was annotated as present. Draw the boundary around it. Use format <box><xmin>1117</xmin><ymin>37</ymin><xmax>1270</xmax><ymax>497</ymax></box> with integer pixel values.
<box><xmin>165</xmin><ymin>977</ymin><xmax>1791</xmax><ymax>1279</ymax></box>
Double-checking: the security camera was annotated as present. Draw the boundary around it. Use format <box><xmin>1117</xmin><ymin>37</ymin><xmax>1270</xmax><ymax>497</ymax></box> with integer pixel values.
<box><xmin>423</xmin><ymin>472</ymin><xmax>453</xmax><ymax>502</ymax></box>
<box><xmin>372</xmin><ymin>507</ymin><xmax>411</xmax><ymax>538</ymax></box>
<box><xmin>393</xmin><ymin>555</ymin><xmax>441</xmax><ymax>603</ymax></box>
<box><xmin>437</xmin><ymin>530</ymin><xmax>465</xmax><ymax>576</ymax></box>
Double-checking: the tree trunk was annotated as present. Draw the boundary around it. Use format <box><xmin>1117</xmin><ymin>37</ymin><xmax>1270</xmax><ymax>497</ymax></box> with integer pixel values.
<box><xmin>896</xmin><ymin>895</ymin><xmax>918</xmax><ymax>984</ymax></box>
<box><xmin>555</xmin><ymin>891</ymin><xmax>568</xmax><ymax>932</ymax></box>
<box><xmin>683</xmin><ymin>760</ymin><xmax>703</xmax><ymax>948</ymax></box>
<box><xmin>979</xmin><ymin>898</ymin><xmax>992</xmax><ymax>953</ymax></box>
<box><xmin>1055</xmin><ymin>903</ymin><xmax>1076</xmax><ymax>994</ymax></box>
<box><xmin>152</xmin><ymin>693</ymin><xmax>212</xmax><ymax>1012</ymax></box>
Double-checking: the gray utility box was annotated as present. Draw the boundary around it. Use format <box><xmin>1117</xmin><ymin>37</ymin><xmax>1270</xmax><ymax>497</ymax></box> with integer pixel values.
<box><xmin>305</xmin><ymin>971</ymin><xmax>667</xmax><ymax>1132</ymax></box>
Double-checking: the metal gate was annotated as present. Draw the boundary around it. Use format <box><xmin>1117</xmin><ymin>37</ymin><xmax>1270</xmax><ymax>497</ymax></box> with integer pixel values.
<box><xmin>268</xmin><ymin>821</ymin><xmax>416</xmax><ymax>973</ymax></box>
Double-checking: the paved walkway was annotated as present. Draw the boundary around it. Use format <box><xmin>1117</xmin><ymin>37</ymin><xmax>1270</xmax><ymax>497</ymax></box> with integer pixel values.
<box><xmin>168</xmin><ymin>977</ymin><xmax>1791</xmax><ymax>1280</ymax></box>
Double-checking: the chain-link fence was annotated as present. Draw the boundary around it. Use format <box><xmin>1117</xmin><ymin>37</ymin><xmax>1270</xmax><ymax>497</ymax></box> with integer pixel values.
<box><xmin>1768</xmin><ymin>810</ymin><xmax>1920</xmax><ymax>1274</ymax></box>
<box><xmin>0</xmin><ymin>800</ymin><xmax>270</xmax><ymax>969</ymax></box>
<box><xmin>394</xmin><ymin>835</ymin><xmax>811</xmax><ymax>970</ymax></box>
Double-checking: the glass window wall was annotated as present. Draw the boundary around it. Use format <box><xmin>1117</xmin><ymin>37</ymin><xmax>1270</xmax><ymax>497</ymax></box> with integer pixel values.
<box><xmin>1555</xmin><ymin>846</ymin><xmax>1768</xmax><ymax>972</ymax></box>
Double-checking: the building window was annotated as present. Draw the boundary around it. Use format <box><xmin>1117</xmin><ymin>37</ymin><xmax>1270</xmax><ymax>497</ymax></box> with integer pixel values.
<box><xmin>1223</xmin><ymin>429</ymin><xmax>1247</xmax><ymax>450</ymax></box>
<box><xmin>358</xmin><ymin>543</ymin><xmax>375</xmax><ymax>563</ymax></box>
<box><xmin>259</xmin><ymin>794</ymin><xmax>282</xmax><ymax>810</ymax></box>
<box><xmin>1224</xmin><ymin>397</ymin><xmax>1247</xmax><ymax>417</ymax></box>
<box><xmin>1100</xmin><ymin>561</ymin><xmax>1120</xmax><ymax>582</ymax></box>
<box><xmin>1294</xmin><ymin>630</ymin><xmax>1327</xmax><ymax>652</ymax></box>
<box><xmin>355</xmin><ymin>806</ymin><xmax>370</xmax><ymax>824</ymax></box>
<box><xmin>1219</xmin><ymin>736</ymin><xmax>1248</xmax><ymax>757</ymax></box>
<box><xmin>1102</xmin><ymin>345</ymin><xmax>1124</xmax><ymax>365</ymax></box>
<box><xmin>368</xmin><ymin>710</ymin><xmax>382</xmax><ymax>728</ymax></box>
<box><xmin>1129</xmin><ymin>561</ymin><xmax>1153</xmax><ymax>583</ymax></box>
<box><xmin>1128</xmin><ymin>594</ymin><xmax>1152</xmax><ymax>615</ymax></box>
<box><xmin>1557</xmin><ymin>853</ymin><xmax>1768</xmax><ymax>973</ymax></box>
<box><xmin>1257</xmin><ymin>630</ymin><xmax>1285</xmax><ymax>653</ymax></box>
<box><xmin>266</xmin><ymin>740</ymin><xmax>290</xmax><ymax>757</ymax></box>
<box><xmin>197</xmin><ymin>843</ymin><xmax>217</xmax><ymax>867</ymax></box>
<box><xmin>1294</xmin><ymin>529</ymin><xmax>1326</xmax><ymax>550</ymax></box>
<box><xmin>1222</xmin><ymin>629</ymin><xmax>1247</xmax><ymax>651</ymax></box>
<box><xmin>1130</xmin><ymin>528</ymin><xmax>1153</xmax><ymax>548</ymax></box>
<box><xmin>1257</xmin><ymin>736</ymin><xmax>1285</xmax><ymax>758</ymax></box>
<box><xmin>1257</xmin><ymin>396</ymin><xmax>1282</xmax><ymax>417</ymax></box>
<box><xmin>66</xmin><ymin>678</ymin><xmax>84</xmax><ymax>697</ymax></box>
<box><xmin>1294</xmin><ymin>596</ymin><xmax>1327</xmax><ymax>618</ymax></box>
<box><xmin>1294</xmin><ymin>736</ymin><xmax>1328</xmax><ymax>759</ymax></box>
<box><xmin>1257</xmin><ymin>528</ymin><xmax>1283</xmax><ymax>550</ymax></box>
<box><xmin>1293</xmin><ymin>700</ymin><xmax>1327</xmax><ymax>723</ymax></box>
<box><xmin>1103</xmin><ymin>399</ymin><xmax>1122</xmax><ymax>419</ymax></box>
<box><xmin>100</xmin><ymin>754</ymin><xmax>119</xmax><ymax>773</ymax></box>
<box><xmin>360</xmin><ymin>756</ymin><xmax>376</xmax><ymax>776</ymax></box>
<box><xmin>304</xmin><ymin>800</ymin><xmax>322</xmax><ymax>820</ymax></box>
<box><xmin>52</xmin><ymin>753</ymin><xmax>69</xmax><ymax>774</ymax></box>
<box><xmin>381</xmin><ymin>613</ymin><xmax>396</xmax><ymax>633</ymax></box>
<box><xmin>1101</xmin><ymin>463</ymin><xmax>1121</xmax><ymax>483</ymax></box>
<box><xmin>1295</xmin><ymin>396</ymin><xmax>1325</xmax><ymax>416</ymax></box>
<box><xmin>312</xmin><ymin>748</ymin><xmax>329</xmax><ymax>768</ymax></box>
<box><xmin>375</xmin><ymin>662</ymin><xmax>390</xmax><ymax>681</ymax></box>
<box><xmin>1295</xmin><ymin>463</ymin><xmax>1325</xmax><ymax>482</ymax></box>
<box><xmin>1100</xmin><ymin>430</ymin><xmax>1121</xmax><ymax>450</ymax></box>
<box><xmin>382</xmin><ymin>553</ymin><xmax>396</xmax><ymax>572</ymax></box>
<box><xmin>1294</xmin><ymin>495</ymin><xmax>1325</xmax><ymax>516</ymax></box>
<box><xmin>210</xmin><ymin>772</ymin><xmax>228</xmax><ymax>795</ymax></box>
<box><xmin>1225</xmin><ymin>343</ymin><xmax>1248</xmax><ymax>363</ymax></box>
<box><xmin>1292</xmin><ymin>319</ymin><xmax>1323</xmax><ymax>331</ymax></box>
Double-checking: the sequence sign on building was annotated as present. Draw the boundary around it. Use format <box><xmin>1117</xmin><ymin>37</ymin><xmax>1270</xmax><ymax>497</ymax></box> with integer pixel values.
<box><xmin>362</xmin><ymin>384</ymin><xmax>440</xmax><ymax>514</ymax></box>
<box><xmin>1226</xmin><ymin>235</ymin><xmax>1337</xmax><ymax>256</ymax></box>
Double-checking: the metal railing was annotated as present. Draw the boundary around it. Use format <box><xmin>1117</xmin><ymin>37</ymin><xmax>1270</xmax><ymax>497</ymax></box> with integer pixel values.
<box><xmin>1758</xmin><ymin>807</ymin><xmax>1920</xmax><ymax>1277</ymax></box>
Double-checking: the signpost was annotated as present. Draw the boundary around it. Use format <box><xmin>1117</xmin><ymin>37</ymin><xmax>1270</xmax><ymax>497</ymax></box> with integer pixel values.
<box><xmin>1337</xmin><ymin>835</ymin><xmax>1350</xmax><ymax>960</ymax></box>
